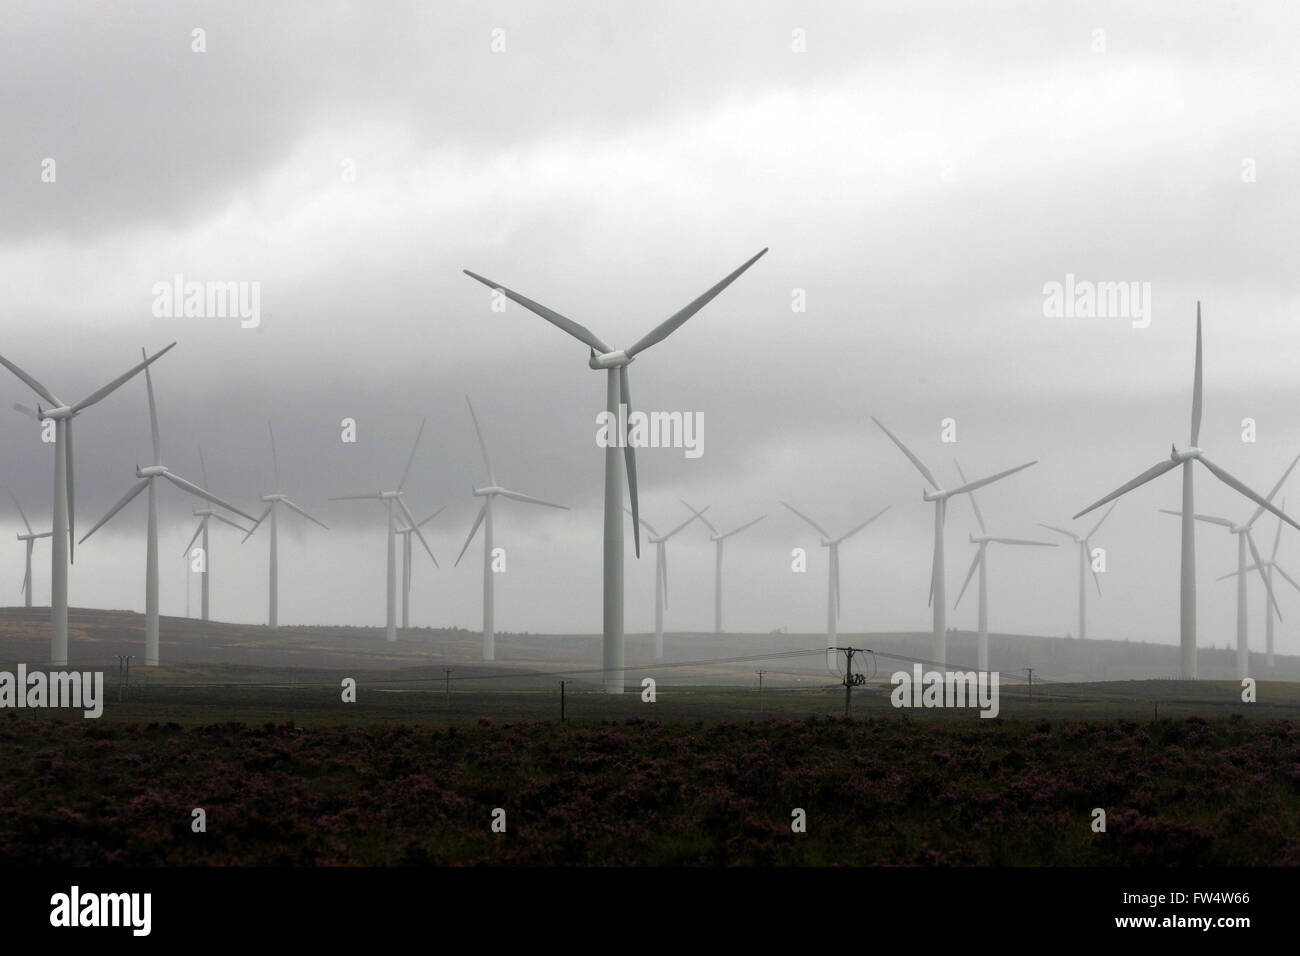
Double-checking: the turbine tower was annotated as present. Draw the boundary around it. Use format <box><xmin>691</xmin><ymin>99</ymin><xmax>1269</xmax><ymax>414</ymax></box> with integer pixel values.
<box><xmin>1074</xmin><ymin>304</ymin><xmax>1300</xmax><ymax>679</ymax></box>
<box><xmin>1225</xmin><ymin>502</ymin><xmax>1299</xmax><ymax>668</ymax></box>
<box><xmin>624</xmin><ymin>505</ymin><xmax>705</xmax><ymax>659</ymax></box>
<box><xmin>872</xmin><ymin>417</ymin><xmax>1036</xmax><ymax>669</ymax></box>
<box><xmin>780</xmin><ymin>500</ymin><xmax>890</xmax><ymax>658</ymax></box>
<box><xmin>181</xmin><ymin>447</ymin><xmax>253</xmax><ymax>622</ymax></box>
<box><xmin>463</xmin><ymin>248</ymin><xmax>766</xmax><ymax>691</ymax></box>
<box><xmin>1160</xmin><ymin>450</ymin><xmax>1299</xmax><ymax>679</ymax></box>
<box><xmin>396</xmin><ymin>506</ymin><xmax>444</xmax><ymax>630</ymax></box>
<box><xmin>680</xmin><ymin>501</ymin><xmax>766</xmax><ymax>634</ymax></box>
<box><xmin>242</xmin><ymin>423</ymin><xmax>329</xmax><ymax>629</ymax></box>
<box><xmin>454</xmin><ymin>397</ymin><xmax>567</xmax><ymax>662</ymax></box>
<box><xmin>332</xmin><ymin>419</ymin><xmax>437</xmax><ymax>643</ymax></box>
<box><xmin>1037</xmin><ymin>502</ymin><xmax>1117</xmax><ymax>642</ymax></box>
<box><xmin>0</xmin><ymin>342</ymin><xmax>176</xmax><ymax>665</ymax></box>
<box><xmin>9</xmin><ymin>491</ymin><xmax>51</xmax><ymax>608</ymax></box>
<box><xmin>950</xmin><ymin>461</ymin><xmax>1056</xmax><ymax>672</ymax></box>
<box><xmin>80</xmin><ymin>349</ymin><xmax>255</xmax><ymax>666</ymax></box>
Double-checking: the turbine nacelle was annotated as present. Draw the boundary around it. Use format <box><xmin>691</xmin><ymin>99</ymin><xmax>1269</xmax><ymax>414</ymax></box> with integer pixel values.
<box><xmin>260</xmin><ymin>493</ymin><xmax>287</xmax><ymax>503</ymax></box>
<box><xmin>970</xmin><ymin>534</ymin><xmax>992</xmax><ymax>544</ymax></box>
<box><xmin>588</xmin><ymin>349</ymin><xmax>632</xmax><ymax>370</ymax></box>
<box><xmin>922</xmin><ymin>488</ymin><xmax>944</xmax><ymax>502</ymax></box>
<box><xmin>136</xmin><ymin>465</ymin><xmax>167</xmax><ymax>478</ymax></box>
<box><xmin>1171</xmin><ymin>445</ymin><xmax>1202</xmax><ymax>462</ymax></box>
<box><xmin>473</xmin><ymin>485</ymin><xmax>504</xmax><ymax>497</ymax></box>
<box><xmin>379</xmin><ymin>491</ymin><xmax>403</xmax><ymax>500</ymax></box>
<box><xmin>36</xmin><ymin>404</ymin><xmax>73</xmax><ymax>421</ymax></box>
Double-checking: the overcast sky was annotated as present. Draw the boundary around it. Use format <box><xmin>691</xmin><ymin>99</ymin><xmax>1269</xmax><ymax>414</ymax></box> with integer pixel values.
<box><xmin>2</xmin><ymin>1</ymin><xmax>1299</xmax><ymax>666</ymax></box>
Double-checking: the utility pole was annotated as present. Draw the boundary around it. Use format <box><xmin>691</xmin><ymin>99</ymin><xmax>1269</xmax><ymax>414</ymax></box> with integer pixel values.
<box><xmin>560</xmin><ymin>679</ymin><xmax>566</xmax><ymax>723</ymax></box>
<box><xmin>835</xmin><ymin>647</ymin><xmax>866</xmax><ymax>717</ymax></box>
<box><xmin>116</xmin><ymin>654</ymin><xmax>134</xmax><ymax>702</ymax></box>
<box><xmin>1025</xmin><ymin>667</ymin><xmax>1034</xmax><ymax>702</ymax></box>
<box><xmin>756</xmin><ymin>670</ymin><xmax>766</xmax><ymax>714</ymax></box>
<box><xmin>444</xmin><ymin>668</ymin><xmax>452</xmax><ymax>709</ymax></box>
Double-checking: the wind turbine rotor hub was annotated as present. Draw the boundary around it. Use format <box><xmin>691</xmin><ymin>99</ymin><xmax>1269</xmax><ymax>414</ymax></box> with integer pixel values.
<box><xmin>588</xmin><ymin>349</ymin><xmax>632</xmax><ymax>370</ymax></box>
<box><xmin>473</xmin><ymin>486</ymin><xmax>503</xmax><ymax>497</ymax></box>
<box><xmin>379</xmin><ymin>491</ymin><xmax>402</xmax><ymax>500</ymax></box>
<box><xmin>1172</xmin><ymin>446</ymin><xmax>1202</xmax><ymax>462</ymax></box>
<box><xmin>40</xmin><ymin>405</ymin><xmax>74</xmax><ymax>420</ymax></box>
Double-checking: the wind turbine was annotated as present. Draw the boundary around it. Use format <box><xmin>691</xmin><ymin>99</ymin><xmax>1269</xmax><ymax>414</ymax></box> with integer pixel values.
<box><xmin>396</xmin><ymin>506</ymin><xmax>445</xmax><ymax>630</ymax></box>
<box><xmin>1160</xmin><ymin>450</ymin><xmax>1300</xmax><ymax>679</ymax></box>
<box><xmin>242</xmin><ymin>423</ymin><xmax>329</xmax><ymax>629</ymax></box>
<box><xmin>780</xmin><ymin>501</ymin><xmax>890</xmax><ymax>659</ymax></box>
<box><xmin>332</xmin><ymin>419</ymin><xmax>438</xmax><ymax>643</ymax></box>
<box><xmin>181</xmin><ymin>448</ymin><xmax>253</xmax><ymax>622</ymax></box>
<box><xmin>950</xmin><ymin>461</ymin><xmax>1056</xmax><ymax>672</ymax></box>
<box><xmin>454</xmin><ymin>396</ymin><xmax>567</xmax><ymax>661</ymax></box>
<box><xmin>9</xmin><ymin>491</ymin><xmax>51</xmax><ymax>608</ymax></box>
<box><xmin>1037</xmin><ymin>503</ymin><xmax>1117</xmax><ymax>642</ymax></box>
<box><xmin>1223</xmin><ymin>501</ymin><xmax>1299</xmax><ymax>668</ymax></box>
<box><xmin>463</xmin><ymin>248</ymin><xmax>767</xmax><ymax>691</ymax></box>
<box><xmin>80</xmin><ymin>349</ymin><xmax>256</xmax><ymax>666</ymax></box>
<box><xmin>1074</xmin><ymin>304</ymin><xmax>1300</xmax><ymax>679</ymax></box>
<box><xmin>0</xmin><ymin>342</ymin><xmax>176</xmax><ymax>665</ymax></box>
<box><xmin>623</xmin><ymin>505</ymin><xmax>705</xmax><ymax>659</ymax></box>
<box><xmin>679</xmin><ymin>501</ymin><xmax>766</xmax><ymax>634</ymax></box>
<box><xmin>872</xmin><ymin>417</ymin><xmax>1037</xmax><ymax>669</ymax></box>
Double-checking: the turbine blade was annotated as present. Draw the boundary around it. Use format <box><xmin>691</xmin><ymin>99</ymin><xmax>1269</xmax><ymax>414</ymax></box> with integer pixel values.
<box><xmin>65</xmin><ymin>422</ymin><xmax>75</xmax><ymax>563</ymax></box>
<box><xmin>679</xmin><ymin>499</ymin><xmax>718</xmax><ymax>535</ymax></box>
<box><xmin>182</xmin><ymin>519</ymin><xmax>205</xmax><ymax>557</ymax></box>
<box><xmin>1190</xmin><ymin>303</ymin><xmax>1202</xmax><ymax>445</ymax></box>
<box><xmin>397</xmin><ymin>497</ymin><xmax>437</xmax><ymax>567</ymax></box>
<box><xmin>621</xmin><ymin>366</ymin><xmax>640</xmax><ymax>559</ymax></box>
<box><xmin>1216</xmin><ymin>567</ymin><xmax>1248</xmax><ymax>581</ymax></box>
<box><xmin>1037</xmin><ymin>523</ymin><xmax>1079</xmax><ymax>541</ymax></box>
<box><xmin>7</xmin><ymin>490</ymin><xmax>33</xmax><ymax>534</ymax></box>
<box><xmin>280</xmin><ymin>497</ymin><xmax>329</xmax><ymax>530</ymax></box>
<box><xmin>662</xmin><ymin>508</ymin><xmax>706</xmax><ymax>540</ymax></box>
<box><xmin>720</xmin><ymin>514</ymin><xmax>766</xmax><ymax>538</ymax></box>
<box><xmin>241</xmin><ymin>505</ymin><xmax>273</xmax><ymax>543</ymax></box>
<box><xmin>779</xmin><ymin>501</ymin><xmax>831</xmax><ymax>539</ymax></box>
<box><xmin>1199</xmin><ymin>455</ymin><xmax>1300</xmax><ymax>533</ymax></box>
<box><xmin>0</xmin><ymin>354</ymin><xmax>60</xmax><ymax>406</ymax></box>
<box><xmin>454</xmin><ymin>503</ymin><xmax>488</xmax><ymax>567</ymax></box>
<box><xmin>625</xmin><ymin>249</ymin><xmax>768</xmax><ymax>358</ymax></box>
<box><xmin>79</xmin><ymin>478</ymin><xmax>149</xmax><ymax>543</ymax></box>
<box><xmin>1247</xmin><ymin>530</ymin><xmax>1282</xmax><ymax>622</ymax></box>
<box><xmin>465</xmin><ymin>396</ymin><xmax>496</xmax><ymax>484</ymax></box>
<box><xmin>871</xmin><ymin>417</ymin><xmax>939</xmax><ymax>490</ymax></box>
<box><xmin>1085</xmin><ymin>501</ymin><xmax>1118</xmax><ymax>540</ymax></box>
<box><xmin>462</xmin><ymin>270</ymin><xmax>612</xmax><ymax>353</ymax></box>
<box><xmin>398</xmin><ymin>418</ymin><xmax>426</xmax><ymax>491</ymax></box>
<box><xmin>141</xmin><ymin>347</ymin><xmax>161</xmax><ymax>465</ymax></box>
<box><xmin>1159</xmin><ymin>509</ymin><xmax>1235</xmax><ymax>529</ymax></box>
<box><xmin>1272</xmin><ymin>498</ymin><xmax>1285</xmax><ymax>562</ymax></box>
<box><xmin>417</xmin><ymin>505</ymin><xmax>446</xmax><ymax>528</ymax></box>
<box><xmin>834</xmin><ymin>506</ymin><xmax>890</xmax><ymax>544</ymax></box>
<box><xmin>330</xmin><ymin>493</ymin><xmax>385</xmax><ymax>500</ymax></box>
<box><xmin>12</xmin><ymin>402</ymin><xmax>39</xmax><ymax>421</ymax></box>
<box><xmin>954</xmin><ymin>548</ymin><xmax>980</xmax><ymax>609</ymax></box>
<box><xmin>198</xmin><ymin>445</ymin><xmax>210</xmax><ymax>490</ymax></box>
<box><xmin>833</xmin><ymin>545</ymin><xmax>842</xmax><ymax>620</ymax></box>
<box><xmin>946</xmin><ymin>460</ymin><xmax>1037</xmax><ymax>498</ymax></box>
<box><xmin>1073</xmin><ymin>458</ymin><xmax>1180</xmax><ymax>520</ymax></box>
<box><xmin>989</xmin><ymin>537</ymin><xmax>1057</xmax><ymax>547</ymax></box>
<box><xmin>161</xmin><ymin>471</ymin><xmax>257</xmax><ymax>523</ymax></box>
<box><xmin>953</xmin><ymin>461</ymin><xmax>986</xmax><ymax>534</ymax></box>
<box><xmin>20</xmin><ymin>559</ymin><xmax>30</xmax><ymax>597</ymax></box>
<box><xmin>625</xmin><ymin>507</ymin><xmax>660</xmax><ymax>539</ymax></box>
<box><xmin>1273</xmin><ymin>563</ymin><xmax>1300</xmax><ymax>594</ymax></box>
<box><xmin>209</xmin><ymin>511</ymin><xmax>253</xmax><ymax>534</ymax></box>
<box><xmin>268</xmin><ymin>422</ymin><xmax>281</xmax><ymax>490</ymax></box>
<box><xmin>71</xmin><ymin>342</ymin><xmax>176</xmax><ymax>413</ymax></box>
<box><xmin>498</xmin><ymin>489</ymin><xmax>568</xmax><ymax>509</ymax></box>
<box><xmin>1247</xmin><ymin>450</ymin><xmax>1300</xmax><ymax>528</ymax></box>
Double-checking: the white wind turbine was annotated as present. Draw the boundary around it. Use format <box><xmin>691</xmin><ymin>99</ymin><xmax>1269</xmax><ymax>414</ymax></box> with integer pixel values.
<box><xmin>1037</xmin><ymin>503</ymin><xmax>1117</xmax><ymax>642</ymax></box>
<box><xmin>396</xmin><ymin>506</ymin><xmax>445</xmax><ymax>630</ymax></box>
<box><xmin>1074</xmin><ymin>305</ymin><xmax>1300</xmax><ymax>679</ymax></box>
<box><xmin>780</xmin><ymin>501</ymin><xmax>890</xmax><ymax>660</ymax></box>
<box><xmin>455</xmin><ymin>396</ymin><xmax>567</xmax><ymax>661</ymax></box>
<box><xmin>9</xmin><ymin>491</ymin><xmax>51</xmax><ymax>608</ymax></box>
<box><xmin>680</xmin><ymin>501</ymin><xmax>766</xmax><ymax>634</ymax></box>
<box><xmin>950</xmin><ymin>461</ymin><xmax>1056</xmax><ymax>672</ymax></box>
<box><xmin>872</xmin><ymin>417</ymin><xmax>1037</xmax><ymax>669</ymax></box>
<box><xmin>181</xmin><ymin>448</ymin><xmax>253</xmax><ymax>622</ymax></box>
<box><xmin>0</xmin><ymin>342</ymin><xmax>176</xmax><ymax>665</ymax></box>
<box><xmin>332</xmin><ymin>419</ymin><xmax>438</xmax><ymax>643</ymax></box>
<box><xmin>1160</xmin><ymin>450</ymin><xmax>1300</xmax><ymax>679</ymax></box>
<box><xmin>1223</xmin><ymin>501</ymin><xmax>1299</xmax><ymax>668</ymax></box>
<box><xmin>242</xmin><ymin>423</ymin><xmax>329</xmax><ymax>629</ymax></box>
<box><xmin>80</xmin><ymin>349</ymin><xmax>255</xmax><ymax>666</ymax></box>
<box><xmin>623</xmin><ymin>505</ymin><xmax>706</xmax><ymax>659</ymax></box>
<box><xmin>463</xmin><ymin>248</ymin><xmax>767</xmax><ymax>691</ymax></box>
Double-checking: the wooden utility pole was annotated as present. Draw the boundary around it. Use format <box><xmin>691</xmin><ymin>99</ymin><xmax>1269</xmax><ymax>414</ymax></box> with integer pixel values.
<box><xmin>756</xmin><ymin>670</ymin><xmax>766</xmax><ymax>713</ymax></box>
<box><xmin>1025</xmin><ymin>667</ymin><xmax>1034</xmax><ymax>702</ymax></box>
<box><xmin>444</xmin><ymin>668</ymin><xmax>452</xmax><ymax>709</ymax></box>
<box><xmin>560</xmin><ymin>680</ymin><xmax>566</xmax><ymax>722</ymax></box>
<box><xmin>836</xmin><ymin>647</ymin><xmax>864</xmax><ymax>717</ymax></box>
